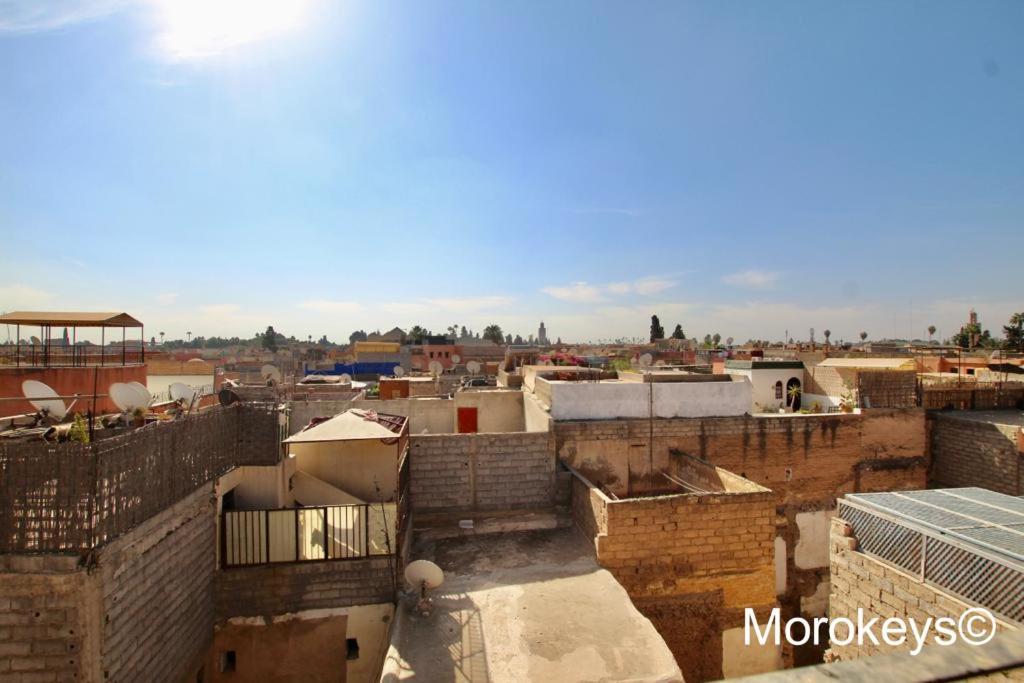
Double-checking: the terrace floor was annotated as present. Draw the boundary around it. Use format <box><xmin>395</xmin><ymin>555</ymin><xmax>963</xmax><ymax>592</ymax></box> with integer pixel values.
<box><xmin>380</xmin><ymin>527</ymin><xmax>683</xmax><ymax>682</ymax></box>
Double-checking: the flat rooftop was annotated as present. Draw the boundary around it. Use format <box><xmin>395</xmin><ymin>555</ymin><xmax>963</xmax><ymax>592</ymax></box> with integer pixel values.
<box><xmin>382</xmin><ymin>528</ymin><xmax>682</xmax><ymax>682</ymax></box>
<box><xmin>937</xmin><ymin>409</ymin><xmax>1024</xmax><ymax>428</ymax></box>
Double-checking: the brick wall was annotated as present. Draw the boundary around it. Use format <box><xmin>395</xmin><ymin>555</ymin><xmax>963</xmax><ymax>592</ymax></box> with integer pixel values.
<box><xmin>215</xmin><ymin>558</ymin><xmax>394</xmax><ymax>620</ymax></box>
<box><xmin>0</xmin><ymin>555</ymin><xmax>98</xmax><ymax>683</ymax></box>
<box><xmin>96</xmin><ymin>485</ymin><xmax>217</xmax><ymax>683</ymax></box>
<box><xmin>827</xmin><ymin>517</ymin><xmax>1017</xmax><ymax>661</ymax></box>
<box><xmin>409</xmin><ymin>432</ymin><xmax>556</xmax><ymax>513</ymax></box>
<box><xmin>930</xmin><ymin>413</ymin><xmax>1023</xmax><ymax>495</ymax></box>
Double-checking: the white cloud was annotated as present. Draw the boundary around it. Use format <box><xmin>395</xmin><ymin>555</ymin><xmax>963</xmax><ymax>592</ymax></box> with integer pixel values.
<box><xmin>722</xmin><ymin>270</ymin><xmax>781</xmax><ymax>289</ymax></box>
<box><xmin>541</xmin><ymin>282</ymin><xmax>607</xmax><ymax>303</ymax></box>
<box><xmin>299</xmin><ymin>300</ymin><xmax>363</xmax><ymax>314</ymax></box>
<box><xmin>0</xmin><ymin>0</ymin><xmax>125</xmax><ymax>32</ymax></box>
<box><xmin>0</xmin><ymin>284</ymin><xmax>54</xmax><ymax>307</ymax></box>
<box><xmin>542</xmin><ymin>277</ymin><xmax>678</xmax><ymax>303</ymax></box>
<box><xmin>424</xmin><ymin>296</ymin><xmax>515</xmax><ymax>312</ymax></box>
<box><xmin>199</xmin><ymin>303</ymin><xmax>239</xmax><ymax>316</ymax></box>
<box><xmin>156</xmin><ymin>292</ymin><xmax>178</xmax><ymax>305</ymax></box>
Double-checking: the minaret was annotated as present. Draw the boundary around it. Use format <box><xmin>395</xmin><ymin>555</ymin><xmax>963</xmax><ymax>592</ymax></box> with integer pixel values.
<box><xmin>538</xmin><ymin>322</ymin><xmax>548</xmax><ymax>346</ymax></box>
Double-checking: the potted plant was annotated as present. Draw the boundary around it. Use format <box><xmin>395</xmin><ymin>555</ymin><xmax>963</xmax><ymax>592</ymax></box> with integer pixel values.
<box><xmin>839</xmin><ymin>390</ymin><xmax>856</xmax><ymax>413</ymax></box>
<box><xmin>132</xmin><ymin>407</ymin><xmax>146</xmax><ymax>427</ymax></box>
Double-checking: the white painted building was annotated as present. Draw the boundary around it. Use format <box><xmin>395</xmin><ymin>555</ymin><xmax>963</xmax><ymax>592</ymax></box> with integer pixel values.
<box><xmin>724</xmin><ymin>360</ymin><xmax>806</xmax><ymax>413</ymax></box>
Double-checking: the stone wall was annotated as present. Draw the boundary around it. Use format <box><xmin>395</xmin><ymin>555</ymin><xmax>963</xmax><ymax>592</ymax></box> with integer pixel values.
<box><xmin>215</xmin><ymin>558</ymin><xmax>394</xmax><ymax>620</ymax></box>
<box><xmin>96</xmin><ymin>485</ymin><xmax>216</xmax><ymax>683</ymax></box>
<box><xmin>929</xmin><ymin>412</ymin><xmax>1023</xmax><ymax>495</ymax></box>
<box><xmin>409</xmin><ymin>432</ymin><xmax>556</xmax><ymax>513</ymax></box>
<box><xmin>0</xmin><ymin>485</ymin><xmax>218</xmax><ymax>683</ymax></box>
<box><xmin>0</xmin><ymin>555</ymin><xmax>99</xmax><ymax>683</ymax></box>
<box><xmin>828</xmin><ymin>517</ymin><xmax>1017</xmax><ymax>661</ymax></box>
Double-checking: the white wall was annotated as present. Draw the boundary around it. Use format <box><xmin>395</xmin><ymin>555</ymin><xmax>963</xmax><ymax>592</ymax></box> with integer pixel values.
<box><xmin>721</xmin><ymin>627</ymin><xmax>783</xmax><ymax>678</ymax></box>
<box><xmin>794</xmin><ymin>510</ymin><xmax>834</xmax><ymax>570</ymax></box>
<box><xmin>726</xmin><ymin>368</ymin><xmax>804</xmax><ymax>413</ymax></box>
<box><xmin>546</xmin><ymin>379</ymin><xmax>750</xmax><ymax>420</ymax></box>
<box><xmin>524</xmin><ymin>393</ymin><xmax>552</xmax><ymax>432</ymax></box>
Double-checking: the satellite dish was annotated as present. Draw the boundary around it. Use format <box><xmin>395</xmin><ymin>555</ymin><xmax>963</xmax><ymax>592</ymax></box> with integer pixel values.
<box><xmin>405</xmin><ymin>559</ymin><xmax>445</xmax><ymax>590</ymax></box>
<box><xmin>261</xmin><ymin>364</ymin><xmax>282</xmax><ymax>383</ymax></box>
<box><xmin>451</xmin><ymin>354</ymin><xmax>461</xmax><ymax>364</ymax></box>
<box><xmin>218</xmin><ymin>388</ymin><xmax>240</xmax><ymax>406</ymax></box>
<box><xmin>22</xmin><ymin>380</ymin><xmax>68</xmax><ymax>420</ymax></box>
<box><xmin>393</xmin><ymin>366</ymin><xmax>406</xmax><ymax>378</ymax></box>
<box><xmin>639</xmin><ymin>353</ymin><xmax>653</xmax><ymax>368</ymax></box>
<box><xmin>428</xmin><ymin>361</ymin><xmax>443</xmax><ymax>377</ymax></box>
<box><xmin>169</xmin><ymin>382</ymin><xmax>196</xmax><ymax>403</ymax></box>
<box><xmin>109</xmin><ymin>383</ymin><xmax>149</xmax><ymax>413</ymax></box>
<box><xmin>405</xmin><ymin>559</ymin><xmax>445</xmax><ymax>614</ymax></box>
<box><xmin>466</xmin><ymin>360</ymin><xmax>481</xmax><ymax>375</ymax></box>
<box><xmin>30</xmin><ymin>335</ymin><xmax>40</xmax><ymax>344</ymax></box>
<box><xmin>339</xmin><ymin>373</ymin><xmax>353</xmax><ymax>384</ymax></box>
<box><xmin>127</xmin><ymin>382</ymin><xmax>153</xmax><ymax>408</ymax></box>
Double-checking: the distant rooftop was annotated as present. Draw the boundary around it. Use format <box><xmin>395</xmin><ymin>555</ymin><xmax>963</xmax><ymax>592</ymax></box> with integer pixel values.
<box><xmin>817</xmin><ymin>357</ymin><xmax>914</xmax><ymax>369</ymax></box>
<box><xmin>725</xmin><ymin>359</ymin><xmax>804</xmax><ymax>370</ymax></box>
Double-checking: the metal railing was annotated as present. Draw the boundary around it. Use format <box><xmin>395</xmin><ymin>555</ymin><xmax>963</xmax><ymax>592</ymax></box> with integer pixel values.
<box><xmin>220</xmin><ymin>503</ymin><xmax>397</xmax><ymax>568</ymax></box>
<box><xmin>838</xmin><ymin>499</ymin><xmax>1024</xmax><ymax>624</ymax></box>
<box><xmin>0</xmin><ymin>344</ymin><xmax>144</xmax><ymax>367</ymax></box>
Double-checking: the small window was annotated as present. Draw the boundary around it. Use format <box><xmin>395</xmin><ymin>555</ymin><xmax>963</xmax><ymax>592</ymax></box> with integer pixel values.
<box><xmin>219</xmin><ymin>651</ymin><xmax>236</xmax><ymax>673</ymax></box>
<box><xmin>966</xmin><ymin>368</ymin><xmax>975</xmax><ymax>376</ymax></box>
<box><xmin>346</xmin><ymin>638</ymin><xmax>360</xmax><ymax>661</ymax></box>
<box><xmin>774</xmin><ymin>381</ymin><xmax>783</xmax><ymax>400</ymax></box>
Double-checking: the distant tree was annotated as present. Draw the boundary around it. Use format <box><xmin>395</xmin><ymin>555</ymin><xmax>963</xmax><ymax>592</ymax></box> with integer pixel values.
<box><xmin>703</xmin><ymin>334</ymin><xmax>713</xmax><ymax>348</ymax></box>
<box><xmin>712</xmin><ymin>333</ymin><xmax>722</xmax><ymax>347</ymax></box>
<box><xmin>483</xmin><ymin>324</ymin><xmax>504</xmax><ymax>344</ymax></box>
<box><xmin>261</xmin><ymin>326</ymin><xmax>278</xmax><ymax>353</ymax></box>
<box><xmin>1004</xmin><ymin>313</ymin><xmax>1024</xmax><ymax>352</ymax></box>
<box><xmin>349</xmin><ymin>330</ymin><xmax>368</xmax><ymax>344</ymax></box>
<box><xmin>505</xmin><ymin>333</ymin><xmax>513</xmax><ymax>344</ymax></box>
<box><xmin>650</xmin><ymin>315</ymin><xmax>665</xmax><ymax>342</ymax></box>
<box><xmin>150</xmin><ymin>336</ymin><xmax>156</xmax><ymax>347</ymax></box>
<box><xmin>927</xmin><ymin>325</ymin><xmax>936</xmax><ymax>342</ymax></box>
<box><xmin>671</xmin><ymin>324</ymin><xmax>685</xmax><ymax>340</ymax></box>
<box><xmin>556</xmin><ymin>337</ymin><xmax>562</xmax><ymax>345</ymax></box>
<box><xmin>159</xmin><ymin>331</ymin><xmax>165</xmax><ymax>345</ymax></box>
<box><xmin>860</xmin><ymin>331</ymin><xmax>868</xmax><ymax>342</ymax></box>
<box><xmin>408</xmin><ymin>325</ymin><xmax>429</xmax><ymax>343</ymax></box>
<box><xmin>461</xmin><ymin>326</ymin><xmax>469</xmax><ymax>339</ymax></box>
<box><xmin>514</xmin><ymin>334</ymin><xmax>524</xmax><ymax>344</ymax></box>
<box><xmin>186</xmin><ymin>331</ymin><xmax>192</xmax><ymax>343</ymax></box>
<box><xmin>726</xmin><ymin>336</ymin><xmax>734</xmax><ymax>347</ymax></box>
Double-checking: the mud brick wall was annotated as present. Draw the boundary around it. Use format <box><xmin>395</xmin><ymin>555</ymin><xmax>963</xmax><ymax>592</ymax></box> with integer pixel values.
<box><xmin>930</xmin><ymin>413</ymin><xmax>1023</xmax><ymax>495</ymax></box>
<box><xmin>0</xmin><ymin>555</ymin><xmax>97</xmax><ymax>683</ymax></box>
<box><xmin>215</xmin><ymin>558</ymin><xmax>394</xmax><ymax>620</ymax></box>
<box><xmin>409</xmin><ymin>432</ymin><xmax>556</xmax><ymax>512</ymax></box>
<box><xmin>96</xmin><ymin>485</ymin><xmax>217</xmax><ymax>683</ymax></box>
<box><xmin>827</xmin><ymin>517</ymin><xmax>1017</xmax><ymax>661</ymax></box>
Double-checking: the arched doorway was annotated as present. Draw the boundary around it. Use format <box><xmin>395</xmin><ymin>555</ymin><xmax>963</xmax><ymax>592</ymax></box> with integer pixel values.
<box><xmin>786</xmin><ymin>377</ymin><xmax>802</xmax><ymax>411</ymax></box>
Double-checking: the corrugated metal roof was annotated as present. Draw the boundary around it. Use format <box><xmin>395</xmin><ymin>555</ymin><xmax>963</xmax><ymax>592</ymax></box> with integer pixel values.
<box><xmin>0</xmin><ymin>311</ymin><xmax>143</xmax><ymax>327</ymax></box>
<box><xmin>845</xmin><ymin>488</ymin><xmax>1024</xmax><ymax>561</ymax></box>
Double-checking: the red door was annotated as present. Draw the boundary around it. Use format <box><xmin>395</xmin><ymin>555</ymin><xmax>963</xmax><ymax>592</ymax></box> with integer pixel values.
<box><xmin>457</xmin><ymin>407</ymin><xmax>478</xmax><ymax>433</ymax></box>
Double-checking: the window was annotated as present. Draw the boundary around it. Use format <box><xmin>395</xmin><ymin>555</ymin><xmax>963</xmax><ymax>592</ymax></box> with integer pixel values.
<box><xmin>966</xmin><ymin>368</ymin><xmax>975</xmax><ymax>376</ymax></box>
<box><xmin>774</xmin><ymin>381</ymin><xmax>783</xmax><ymax>400</ymax></box>
<box><xmin>346</xmin><ymin>638</ymin><xmax>360</xmax><ymax>661</ymax></box>
<box><xmin>219</xmin><ymin>651</ymin><xmax>236</xmax><ymax>673</ymax></box>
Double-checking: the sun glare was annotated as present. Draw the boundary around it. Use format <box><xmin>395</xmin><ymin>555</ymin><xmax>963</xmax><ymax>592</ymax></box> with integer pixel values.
<box><xmin>149</xmin><ymin>0</ymin><xmax>312</xmax><ymax>61</ymax></box>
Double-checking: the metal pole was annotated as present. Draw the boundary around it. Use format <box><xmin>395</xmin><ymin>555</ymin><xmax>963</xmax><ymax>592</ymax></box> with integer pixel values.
<box><xmin>122</xmin><ymin>327</ymin><xmax>126</xmax><ymax>365</ymax></box>
<box><xmin>101</xmin><ymin>328</ymin><xmax>105</xmax><ymax>366</ymax></box>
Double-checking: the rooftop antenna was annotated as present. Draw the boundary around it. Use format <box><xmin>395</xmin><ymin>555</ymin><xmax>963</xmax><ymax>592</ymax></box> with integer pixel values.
<box><xmin>21</xmin><ymin>380</ymin><xmax>68</xmax><ymax>421</ymax></box>
<box><xmin>261</xmin><ymin>364</ymin><xmax>282</xmax><ymax>386</ymax></box>
<box><xmin>404</xmin><ymin>559</ymin><xmax>445</xmax><ymax>615</ymax></box>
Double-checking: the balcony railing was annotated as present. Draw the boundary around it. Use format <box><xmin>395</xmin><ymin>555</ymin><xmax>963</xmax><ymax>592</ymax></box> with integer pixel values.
<box><xmin>0</xmin><ymin>344</ymin><xmax>144</xmax><ymax>367</ymax></box>
<box><xmin>221</xmin><ymin>503</ymin><xmax>398</xmax><ymax>568</ymax></box>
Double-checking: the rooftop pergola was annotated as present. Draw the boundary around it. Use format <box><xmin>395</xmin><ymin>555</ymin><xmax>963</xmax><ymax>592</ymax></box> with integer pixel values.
<box><xmin>0</xmin><ymin>311</ymin><xmax>146</xmax><ymax>367</ymax></box>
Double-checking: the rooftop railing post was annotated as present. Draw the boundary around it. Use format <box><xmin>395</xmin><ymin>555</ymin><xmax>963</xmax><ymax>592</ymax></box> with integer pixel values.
<box><xmin>294</xmin><ymin>508</ymin><xmax>300</xmax><ymax>562</ymax></box>
<box><xmin>323</xmin><ymin>507</ymin><xmax>329</xmax><ymax>561</ymax></box>
<box><xmin>364</xmin><ymin>504</ymin><xmax>370</xmax><ymax>557</ymax></box>
<box><xmin>264</xmin><ymin>509</ymin><xmax>270</xmax><ymax>564</ymax></box>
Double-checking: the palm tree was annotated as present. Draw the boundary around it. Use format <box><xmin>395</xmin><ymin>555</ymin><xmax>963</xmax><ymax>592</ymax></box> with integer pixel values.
<box><xmin>159</xmin><ymin>331</ymin><xmax>165</xmax><ymax>345</ymax></box>
<box><xmin>928</xmin><ymin>325</ymin><xmax>936</xmax><ymax>342</ymax></box>
<box><xmin>823</xmin><ymin>329</ymin><xmax>831</xmax><ymax>346</ymax></box>
<box><xmin>408</xmin><ymin>325</ymin><xmax>429</xmax><ymax>343</ymax></box>
<box><xmin>860</xmin><ymin>331</ymin><xmax>867</xmax><ymax>343</ymax></box>
<box><xmin>483</xmin><ymin>324</ymin><xmax>504</xmax><ymax>345</ymax></box>
<box><xmin>186</xmin><ymin>331</ymin><xmax>192</xmax><ymax>342</ymax></box>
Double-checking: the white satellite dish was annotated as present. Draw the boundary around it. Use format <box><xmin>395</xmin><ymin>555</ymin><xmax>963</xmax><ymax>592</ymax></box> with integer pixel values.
<box><xmin>22</xmin><ymin>380</ymin><xmax>68</xmax><ymax>420</ymax></box>
<box><xmin>393</xmin><ymin>366</ymin><xmax>406</xmax><ymax>378</ymax></box>
<box><xmin>428</xmin><ymin>361</ymin><xmax>443</xmax><ymax>377</ymax></box>
<box><xmin>110</xmin><ymin>383</ymin><xmax>149</xmax><ymax>413</ymax></box>
<box><xmin>405</xmin><ymin>559</ymin><xmax>445</xmax><ymax>613</ymax></box>
<box><xmin>405</xmin><ymin>559</ymin><xmax>445</xmax><ymax>590</ymax></box>
<box><xmin>639</xmin><ymin>353</ymin><xmax>653</xmax><ymax>368</ymax></box>
<box><xmin>261</xmin><ymin>364</ymin><xmax>282</xmax><ymax>383</ymax></box>
<box><xmin>128</xmin><ymin>382</ymin><xmax>153</xmax><ymax>408</ymax></box>
<box><xmin>339</xmin><ymin>373</ymin><xmax>353</xmax><ymax>384</ymax></box>
<box><xmin>169</xmin><ymin>382</ymin><xmax>197</xmax><ymax>403</ymax></box>
<box><xmin>466</xmin><ymin>360</ymin><xmax>481</xmax><ymax>375</ymax></box>
<box><xmin>451</xmin><ymin>354</ymin><xmax>461</xmax><ymax>364</ymax></box>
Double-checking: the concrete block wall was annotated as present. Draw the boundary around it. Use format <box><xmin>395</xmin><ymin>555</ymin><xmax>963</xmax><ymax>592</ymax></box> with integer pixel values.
<box><xmin>96</xmin><ymin>485</ymin><xmax>217</xmax><ymax>683</ymax></box>
<box><xmin>827</xmin><ymin>517</ymin><xmax>1017</xmax><ymax>661</ymax></box>
<box><xmin>0</xmin><ymin>555</ymin><xmax>97</xmax><ymax>683</ymax></box>
<box><xmin>409</xmin><ymin>432</ymin><xmax>556</xmax><ymax>513</ymax></box>
<box><xmin>930</xmin><ymin>413</ymin><xmax>1023</xmax><ymax>495</ymax></box>
<box><xmin>215</xmin><ymin>558</ymin><xmax>394</xmax><ymax>620</ymax></box>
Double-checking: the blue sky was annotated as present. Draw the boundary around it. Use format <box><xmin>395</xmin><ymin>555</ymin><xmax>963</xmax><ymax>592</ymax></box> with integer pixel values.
<box><xmin>1</xmin><ymin>1</ymin><xmax>1022</xmax><ymax>344</ymax></box>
